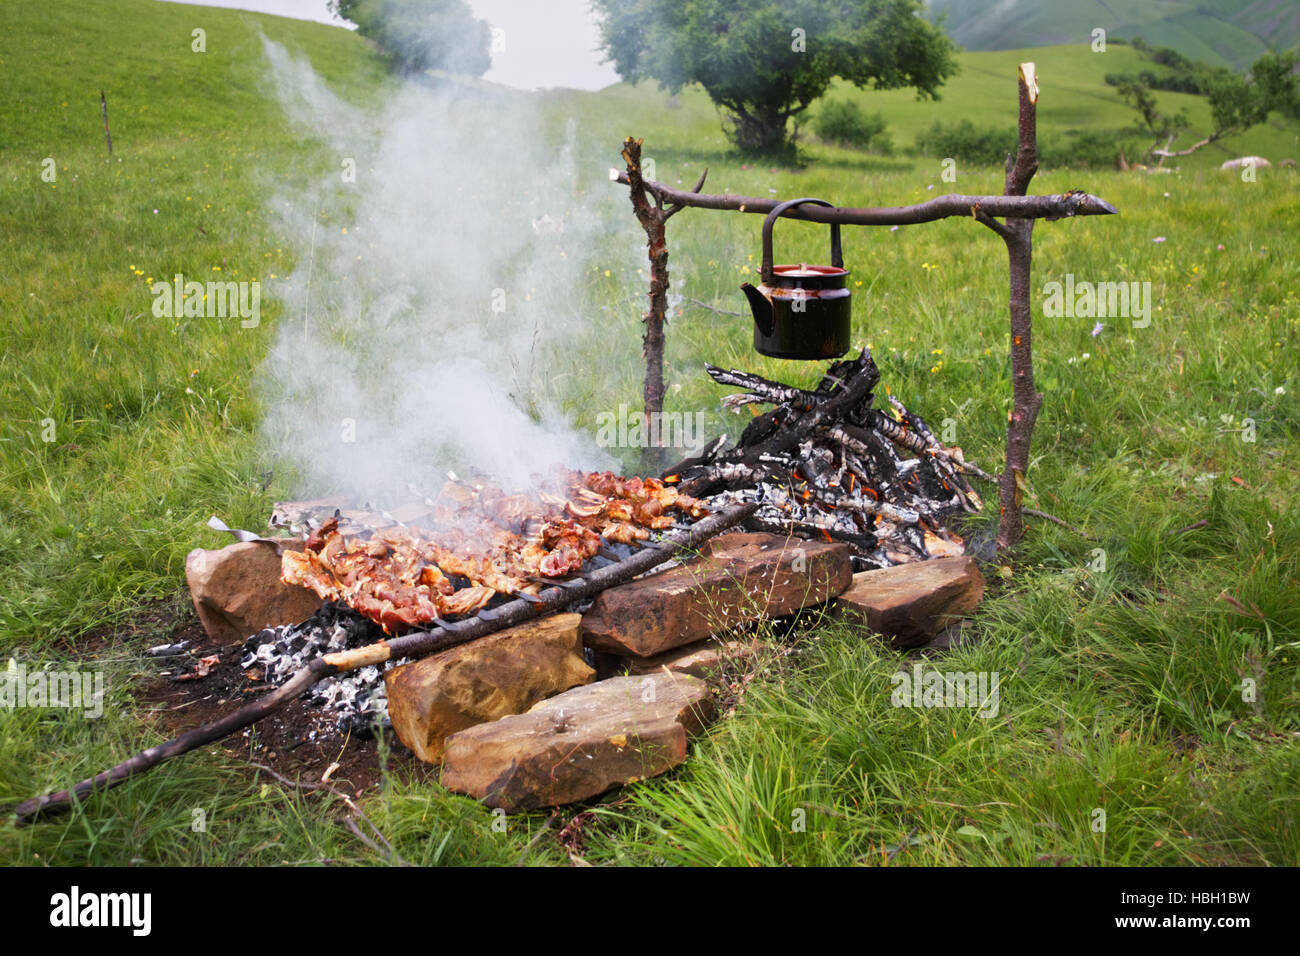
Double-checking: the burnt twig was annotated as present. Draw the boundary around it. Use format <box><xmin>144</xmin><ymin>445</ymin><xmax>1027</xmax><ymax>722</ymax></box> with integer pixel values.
<box><xmin>248</xmin><ymin>762</ymin><xmax>410</xmax><ymax>867</ymax></box>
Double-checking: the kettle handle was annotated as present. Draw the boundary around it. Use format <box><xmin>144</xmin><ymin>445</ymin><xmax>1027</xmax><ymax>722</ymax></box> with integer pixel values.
<box><xmin>760</xmin><ymin>197</ymin><xmax>842</xmax><ymax>283</ymax></box>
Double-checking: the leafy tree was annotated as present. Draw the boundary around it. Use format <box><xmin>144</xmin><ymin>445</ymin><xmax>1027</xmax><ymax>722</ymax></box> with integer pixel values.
<box><xmin>331</xmin><ymin>0</ymin><xmax>490</xmax><ymax>77</ymax></box>
<box><xmin>592</xmin><ymin>0</ymin><xmax>957</xmax><ymax>156</ymax></box>
<box><xmin>1112</xmin><ymin>46</ymin><xmax>1298</xmax><ymax>161</ymax></box>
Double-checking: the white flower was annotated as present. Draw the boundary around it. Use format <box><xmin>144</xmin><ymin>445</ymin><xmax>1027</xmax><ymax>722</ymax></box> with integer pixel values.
<box><xmin>1276</xmin><ymin>386</ymin><xmax>1286</xmax><ymax>395</ymax></box>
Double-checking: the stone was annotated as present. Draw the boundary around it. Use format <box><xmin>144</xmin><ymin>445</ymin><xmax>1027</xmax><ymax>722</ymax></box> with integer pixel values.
<box><xmin>384</xmin><ymin>613</ymin><xmax>594</xmax><ymax>763</ymax></box>
<box><xmin>581</xmin><ymin>532</ymin><xmax>851</xmax><ymax>658</ymax></box>
<box><xmin>440</xmin><ymin>672</ymin><xmax>714</xmax><ymax>811</ymax></box>
<box><xmin>1219</xmin><ymin>156</ymin><xmax>1271</xmax><ymax>171</ymax></box>
<box><xmin>832</xmin><ymin>556</ymin><xmax>985</xmax><ymax>650</ymax></box>
<box><xmin>620</xmin><ymin>638</ymin><xmax>757</xmax><ymax>681</ymax></box>
<box><xmin>185</xmin><ymin>541</ymin><xmax>322</xmax><ymax>644</ymax></box>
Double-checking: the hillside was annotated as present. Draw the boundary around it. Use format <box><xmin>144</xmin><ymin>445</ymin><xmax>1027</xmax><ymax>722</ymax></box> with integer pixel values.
<box><xmin>925</xmin><ymin>0</ymin><xmax>1300</xmax><ymax>71</ymax></box>
<box><xmin>563</xmin><ymin>43</ymin><xmax>1300</xmax><ymax>172</ymax></box>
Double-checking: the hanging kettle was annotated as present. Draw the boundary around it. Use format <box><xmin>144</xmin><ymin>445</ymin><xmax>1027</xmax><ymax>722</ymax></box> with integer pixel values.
<box><xmin>739</xmin><ymin>197</ymin><xmax>852</xmax><ymax>360</ymax></box>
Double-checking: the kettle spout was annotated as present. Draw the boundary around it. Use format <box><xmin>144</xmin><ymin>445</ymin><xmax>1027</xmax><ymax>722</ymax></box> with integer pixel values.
<box><xmin>740</xmin><ymin>282</ymin><xmax>774</xmax><ymax>337</ymax></box>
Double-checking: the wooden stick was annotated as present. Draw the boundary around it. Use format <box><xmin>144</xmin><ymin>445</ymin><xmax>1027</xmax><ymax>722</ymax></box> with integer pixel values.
<box><xmin>247</xmin><ymin>762</ymin><xmax>410</xmax><ymax>866</ymax></box>
<box><xmin>100</xmin><ymin>91</ymin><xmax>112</xmax><ymax>156</ymax></box>
<box><xmin>622</xmin><ymin>137</ymin><xmax>670</xmax><ymax>473</ymax></box>
<box><xmin>975</xmin><ymin>63</ymin><xmax>1046</xmax><ymax>553</ymax></box>
<box><xmin>1021</xmin><ymin>507</ymin><xmax>1094</xmax><ymax>541</ymax></box>
<box><xmin>610</xmin><ymin>171</ymin><xmax>1117</xmax><ymax>225</ymax></box>
<box><xmin>13</xmin><ymin>502</ymin><xmax>757</xmax><ymax>825</ymax></box>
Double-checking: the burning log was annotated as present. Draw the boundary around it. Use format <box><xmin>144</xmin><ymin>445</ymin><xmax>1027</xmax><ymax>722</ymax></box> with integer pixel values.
<box><xmin>676</xmin><ymin>349</ymin><xmax>987</xmax><ymax>568</ymax></box>
<box><xmin>12</xmin><ymin>501</ymin><xmax>758</xmax><ymax>825</ymax></box>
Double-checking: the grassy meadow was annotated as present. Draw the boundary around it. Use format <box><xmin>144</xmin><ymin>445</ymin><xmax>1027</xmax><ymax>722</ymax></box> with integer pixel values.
<box><xmin>0</xmin><ymin>0</ymin><xmax>1297</xmax><ymax>865</ymax></box>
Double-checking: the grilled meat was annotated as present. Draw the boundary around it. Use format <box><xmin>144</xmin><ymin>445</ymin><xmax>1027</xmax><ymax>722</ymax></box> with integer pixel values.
<box><xmin>279</xmin><ymin>470</ymin><xmax>707</xmax><ymax>633</ymax></box>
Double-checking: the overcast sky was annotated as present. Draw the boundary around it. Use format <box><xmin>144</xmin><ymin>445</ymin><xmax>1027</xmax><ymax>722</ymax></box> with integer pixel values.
<box><xmin>160</xmin><ymin>0</ymin><xmax>622</xmax><ymax>90</ymax></box>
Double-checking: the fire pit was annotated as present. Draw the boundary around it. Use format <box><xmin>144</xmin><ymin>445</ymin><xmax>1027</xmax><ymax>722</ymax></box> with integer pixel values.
<box><xmin>234</xmin><ymin>348</ymin><xmax>983</xmax><ymax>738</ymax></box>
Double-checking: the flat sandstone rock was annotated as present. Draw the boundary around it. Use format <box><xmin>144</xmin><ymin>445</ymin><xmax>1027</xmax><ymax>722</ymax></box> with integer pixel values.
<box><xmin>186</xmin><ymin>541</ymin><xmax>322</xmax><ymax>645</ymax></box>
<box><xmin>581</xmin><ymin>532</ymin><xmax>851</xmax><ymax>657</ymax></box>
<box><xmin>832</xmin><ymin>556</ymin><xmax>985</xmax><ymax>649</ymax></box>
<box><xmin>440</xmin><ymin>672</ymin><xmax>714</xmax><ymax>811</ymax></box>
<box><xmin>385</xmin><ymin>613</ymin><xmax>594</xmax><ymax>763</ymax></box>
<box><xmin>620</xmin><ymin>638</ymin><xmax>757</xmax><ymax>681</ymax></box>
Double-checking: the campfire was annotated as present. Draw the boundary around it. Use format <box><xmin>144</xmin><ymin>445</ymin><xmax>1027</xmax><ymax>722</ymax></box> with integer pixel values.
<box><xmin>266</xmin><ymin>349</ymin><xmax>982</xmax><ymax>640</ymax></box>
<box><xmin>678</xmin><ymin>348</ymin><xmax>986</xmax><ymax>568</ymax></box>
<box><xmin>273</xmin><ymin>348</ymin><xmax>983</xmax><ymax>641</ymax></box>
<box><xmin>230</xmin><ymin>348</ymin><xmax>984</xmax><ymax>734</ymax></box>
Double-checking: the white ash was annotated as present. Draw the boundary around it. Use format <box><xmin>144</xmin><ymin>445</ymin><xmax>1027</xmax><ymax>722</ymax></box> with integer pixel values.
<box><xmin>240</xmin><ymin>602</ymin><xmax>393</xmax><ymax>735</ymax></box>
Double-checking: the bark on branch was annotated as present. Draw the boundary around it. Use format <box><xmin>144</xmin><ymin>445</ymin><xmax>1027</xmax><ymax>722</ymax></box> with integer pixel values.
<box><xmin>611</xmin><ymin>171</ymin><xmax>1117</xmax><ymax>225</ymax></box>
<box><xmin>622</xmin><ymin>136</ymin><xmax>669</xmax><ymax>471</ymax></box>
<box><xmin>985</xmin><ymin>62</ymin><xmax>1047</xmax><ymax>551</ymax></box>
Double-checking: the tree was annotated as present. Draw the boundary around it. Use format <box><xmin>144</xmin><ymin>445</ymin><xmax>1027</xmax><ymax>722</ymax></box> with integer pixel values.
<box><xmin>592</xmin><ymin>0</ymin><xmax>957</xmax><ymax>156</ymax></box>
<box><xmin>1114</xmin><ymin>48</ymin><xmax>1298</xmax><ymax>161</ymax></box>
<box><xmin>331</xmin><ymin>0</ymin><xmax>490</xmax><ymax>77</ymax></box>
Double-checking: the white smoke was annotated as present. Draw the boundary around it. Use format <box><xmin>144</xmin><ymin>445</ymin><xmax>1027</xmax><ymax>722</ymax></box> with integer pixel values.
<box><xmin>256</xmin><ymin>38</ymin><xmax>630</xmax><ymax>503</ymax></box>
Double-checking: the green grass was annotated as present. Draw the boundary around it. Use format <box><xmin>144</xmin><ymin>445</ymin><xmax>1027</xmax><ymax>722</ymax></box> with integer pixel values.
<box><xmin>1</xmin><ymin>0</ymin><xmax>1297</xmax><ymax>866</ymax></box>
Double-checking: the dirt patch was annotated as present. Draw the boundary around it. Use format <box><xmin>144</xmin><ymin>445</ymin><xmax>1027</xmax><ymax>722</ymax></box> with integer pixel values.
<box><xmin>101</xmin><ymin>600</ymin><xmax>434</xmax><ymax>796</ymax></box>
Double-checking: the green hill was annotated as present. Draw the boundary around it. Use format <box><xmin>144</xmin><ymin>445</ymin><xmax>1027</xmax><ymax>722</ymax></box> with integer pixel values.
<box><xmin>925</xmin><ymin>0</ymin><xmax>1300</xmax><ymax>70</ymax></box>
<box><xmin>559</xmin><ymin>43</ymin><xmax>1300</xmax><ymax>171</ymax></box>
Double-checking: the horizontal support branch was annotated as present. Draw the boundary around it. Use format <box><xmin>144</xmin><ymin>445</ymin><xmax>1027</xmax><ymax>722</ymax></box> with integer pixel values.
<box><xmin>609</xmin><ymin>171</ymin><xmax>1117</xmax><ymax>225</ymax></box>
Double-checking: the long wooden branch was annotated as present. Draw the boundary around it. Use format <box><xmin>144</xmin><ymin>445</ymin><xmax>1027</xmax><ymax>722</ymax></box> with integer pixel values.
<box><xmin>611</xmin><ymin>170</ymin><xmax>1117</xmax><ymax>225</ymax></box>
<box><xmin>983</xmin><ymin>62</ymin><xmax>1046</xmax><ymax>551</ymax></box>
<box><xmin>621</xmin><ymin>136</ymin><xmax>669</xmax><ymax>469</ymax></box>
<box><xmin>13</xmin><ymin>502</ymin><xmax>758</xmax><ymax>825</ymax></box>
<box><xmin>1150</xmin><ymin>131</ymin><xmax>1222</xmax><ymax>158</ymax></box>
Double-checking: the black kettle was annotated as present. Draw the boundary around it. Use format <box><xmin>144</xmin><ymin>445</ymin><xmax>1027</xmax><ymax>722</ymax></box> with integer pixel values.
<box><xmin>740</xmin><ymin>197</ymin><xmax>852</xmax><ymax>360</ymax></box>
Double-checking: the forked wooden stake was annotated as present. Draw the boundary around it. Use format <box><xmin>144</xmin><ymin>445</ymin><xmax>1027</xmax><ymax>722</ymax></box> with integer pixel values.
<box><xmin>13</xmin><ymin>502</ymin><xmax>757</xmax><ymax>825</ymax></box>
<box><xmin>972</xmin><ymin>62</ymin><xmax>1045</xmax><ymax>550</ymax></box>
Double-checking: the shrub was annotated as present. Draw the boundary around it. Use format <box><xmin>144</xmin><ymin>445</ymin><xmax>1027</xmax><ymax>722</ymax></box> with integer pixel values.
<box><xmin>915</xmin><ymin>119</ymin><xmax>1015</xmax><ymax>165</ymax></box>
<box><xmin>916</xmin><ymin>119</ymin><xmax>1140</xmax><ymax>169</ymax></box>
<box><xmin>813</xmin><ymin>99</ymin><xmax>893</xmax><ymax>153</ymax></box>
<box><xmin>1039</xmin><ymin>128</ymin><xmax>1144</xmax><ymax>169</ymax></box>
